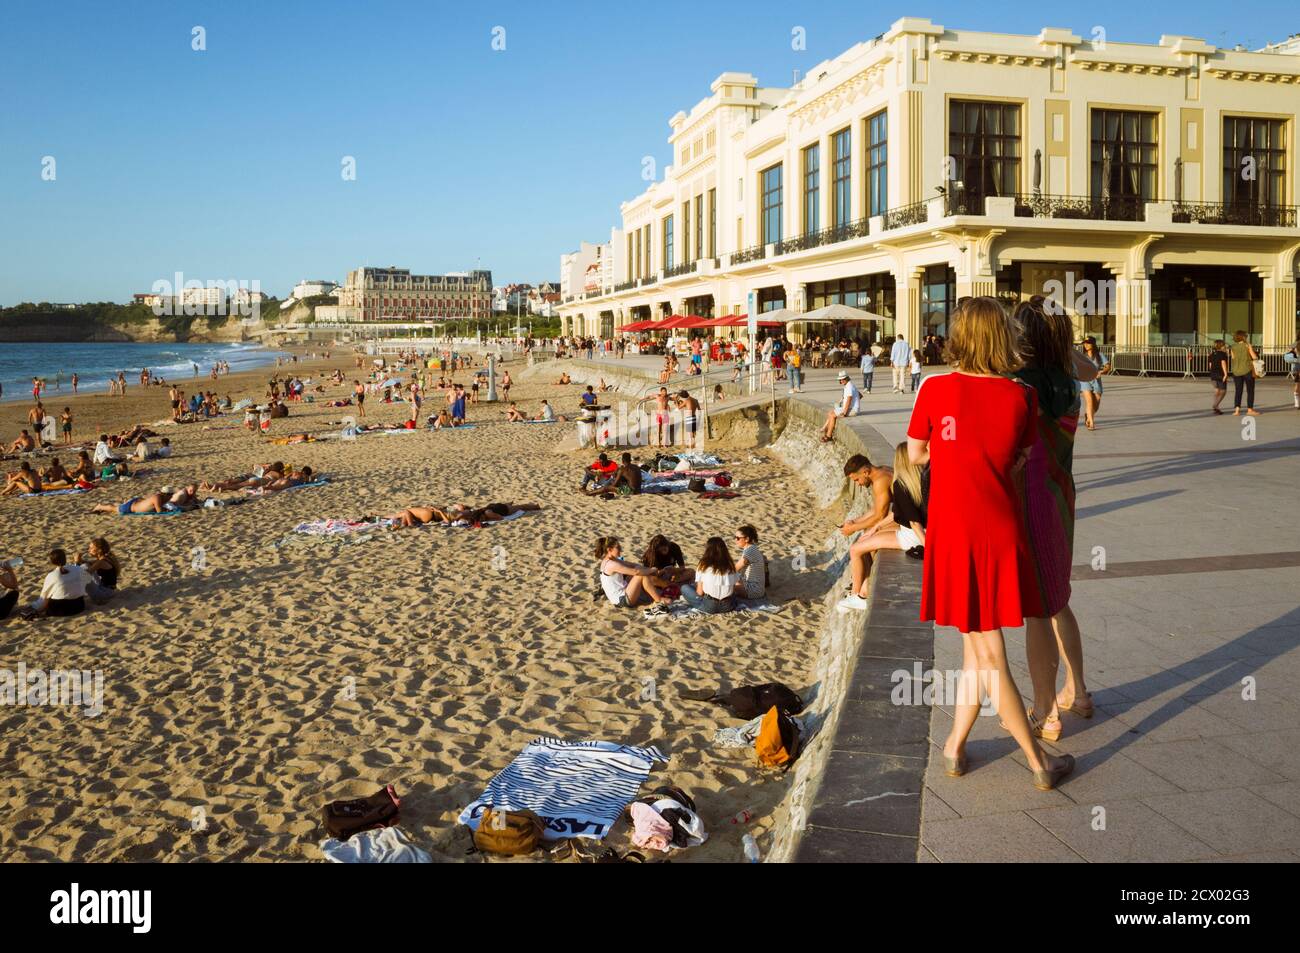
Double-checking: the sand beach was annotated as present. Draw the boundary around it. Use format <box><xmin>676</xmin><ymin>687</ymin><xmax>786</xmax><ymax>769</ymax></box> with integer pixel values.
<box><xmin>0</xmin><ymin>349</ymin><xmax>836</xmax><ymax>861</ymax></box>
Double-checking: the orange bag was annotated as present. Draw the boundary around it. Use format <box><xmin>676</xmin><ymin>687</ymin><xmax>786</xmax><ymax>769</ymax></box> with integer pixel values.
<box><xmin>755</xmin><ymin>705</ymin><xmax>800</xmax><ymax>769</ymax></box>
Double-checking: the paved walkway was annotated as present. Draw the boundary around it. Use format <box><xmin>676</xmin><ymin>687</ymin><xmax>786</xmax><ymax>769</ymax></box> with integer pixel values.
<box><xmin>583</xmin><ymin>352</ymin><xmax>1300</xmax><ymax>860</ymax></box>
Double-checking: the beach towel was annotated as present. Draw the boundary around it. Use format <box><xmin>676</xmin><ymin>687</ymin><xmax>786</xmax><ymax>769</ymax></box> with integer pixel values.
<box><xmin>21</xmin><ymin>486</ymin><xmax>91</xmax><ymax>498</ymax></box>
<box><xmin>641</xmin><ymin>476</ymin><xmax>734</xmax><ymax>495</ymax></box>
<box><xmin>319</xmin><ymin>827</ymin><xmax>430</xmax><ymax>864</ymax></box>
<box><xmin>429</xmin><ymin>424</ymin><xmax>477</xmax><ymax>431</ymax></box>
<box><xmin>518</xmin><ymin>419</ymin><xmax>558</xmax><ymax>425</ymax></box>
<box><xmin>458</xmin><ymin>737</ymin><xmax>666</xmax><ymax>841</ymax></box>
<box><xmin>291</xmin><ymin>518</ymin><xmax>390</xmax><ymax>537</ymax></box>
<box><xmin>649</xmin><ymin>598</ymin><xmax>782</xmax><ymax>619</ymax></box>
<box><xmin>444</xmin><ymin>510</ymin><xmax>528</xmax><ymax>529</ymax></box>
<box><xmin>713</xmin><ymin>713</ymin><xmax>807</xmax><ymax>748</ymax></box>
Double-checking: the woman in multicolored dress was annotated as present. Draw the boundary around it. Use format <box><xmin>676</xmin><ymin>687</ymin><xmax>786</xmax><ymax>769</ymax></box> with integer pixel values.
<box><xmin>1013</xmin><ymin>298</ymin><xmax>1098</xmax><ymax>741</ymax></box>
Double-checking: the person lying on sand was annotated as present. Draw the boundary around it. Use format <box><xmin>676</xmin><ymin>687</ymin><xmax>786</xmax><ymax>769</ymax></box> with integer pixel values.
<box><xmin>92</xmin><ymin>484</ymin><xmax>202</xmax><ymax>515</ymax></box>
<box><xmin>269</xmin><ymin>433</ymin><xmax>315</xmax><ymax>445</ymax></box>
<box><xmin>254</xmin><ymin>467</ymin><xmax>315</xmax><ymax>493</ymax></box>
<box><xmin>200</xmin><ymin>461</ymin><xmax>286</xmax><ymax>492</ymax></box>
<box><xmin>2</xmin><ymin>461</ymin><xmax>42</xmax><ymax>495</ymax></box>
<box><xmin>391</xmin><ymin>502</ymin><xmax>541</xmax><ymax>526</ymax></box>
<box><xmin>7</xmin><ymin>430</ymin><xmax>36</xmax><ymax>454</ymax></box>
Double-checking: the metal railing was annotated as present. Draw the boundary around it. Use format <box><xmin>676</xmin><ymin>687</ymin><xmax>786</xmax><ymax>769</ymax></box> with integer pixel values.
<box><xmin>1171</xmin><ymin>201</ymin><xmax>1298</xmax><ymax>228</ymax></box>
<box><xmin>613</xmin><ymin>279</ymin><xmax>637</xmax><ymax>292</ymax></box>
<box><xmin>663</xmin><ymin>260</ymin><xmax>698</xmax><ymax>279</ymax></box>
<box><xmin>882</xmin><ymin>200</ymin><xmax>927</xmax><ymax>230</ymax></box>
<box><xmin>639</xmin><ymin>275</ymin><xmax>658</xmax><ymax>286</ymax></box>
<box><xmin>1103</xmin><ymin>345</ymin><xmax>1297</xmax><ymax>378</ymax></box>
<box><xmin>1014</xmin><ymin>193</ymin><xmax>1144</xmax><ymax>222</ymax></box>
<box><xmin>775</xmin><ymin>217</ymin><xmax>870</xmax><ymax>255</ymax></box>
<box><xmin>730</xmin><ymin>243</ymin><xmax>768</xmax><ymax>265</ymax></box>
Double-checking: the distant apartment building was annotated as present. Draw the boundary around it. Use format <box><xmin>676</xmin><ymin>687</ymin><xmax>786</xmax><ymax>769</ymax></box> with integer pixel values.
<box><xmin>558</xmin><ymin>18</ymin><xmax>1300</xmax><ymax>346</ymax></box>
<box><xmin>336</xmin><ymin>266</ymin><xmax>493</xmax><ymax>322</ymax></box>
<box><xmin>560</xmin><ymin>238</ymin><xmax>619</xmax><ymax>301</ymax></box>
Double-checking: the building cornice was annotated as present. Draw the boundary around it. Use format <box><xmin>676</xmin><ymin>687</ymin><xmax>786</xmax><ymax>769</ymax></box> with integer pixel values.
<box><xmin>789</xmin><ymin>59</ymin><xmax>892</xmax><ymax>131</ymax></box>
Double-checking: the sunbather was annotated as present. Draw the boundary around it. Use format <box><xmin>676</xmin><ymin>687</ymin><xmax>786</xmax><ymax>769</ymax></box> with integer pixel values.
<box><xmin>201</xmin><ymin>461</ymin><xmax>286</xmax><ymax>491</ymax></box>
<box><xmin>93</xmin><ymin>485</ymin><xmax>200</xmax><ymax>515</ymax></box>
<box><xmin>254</xmin><ymin>467</ymin><xmax>315</xmax><ymax>493</ymax></box>
<box><xmin>6</xmin><ymin>430</ymin><xmax>36</xmax><ymax>454</ymax></box>
<box><xmin>2</xmin><ymin>461</ymin><xmax>42</xmax><ymax>496</ymax></box>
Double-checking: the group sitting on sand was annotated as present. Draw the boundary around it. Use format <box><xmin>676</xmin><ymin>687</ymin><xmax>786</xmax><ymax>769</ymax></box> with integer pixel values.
<box><xmin>1</xmin><ymin>540</ymin><xmax>123</xmax><ymax>621</ymax></box>
<box><xmin>2</xmin><ymin>455</ymin><xmax>101</xmax><ymax>495</ymax></box>
<box><xmin>595</xmin><ymin>526</ymin><xmax>767</xmax><ymax>616</ymax></box>
<box><xmin>580</xmin><ymin>451</ymin><xmax>643</xmax><ymax>495</ymax></box>
<box><xmin>386</xmin><ymin>501</ymin><xmax>541</xmax><ymax>527</ymax></box>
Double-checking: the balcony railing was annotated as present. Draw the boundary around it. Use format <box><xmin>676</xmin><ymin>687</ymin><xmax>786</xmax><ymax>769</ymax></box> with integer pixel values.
<box><xmin>639</xmin><ymin>275</ymin><xmax>658</xmax><ymax>286</ymax></box>
<box><xmin>1171</xmin><ymin>201</ymin><xmax>1298</xmax><ymax>228</ymax></box>
<box><xmin>730</xmin><ymin>243</ymin><xmax>768</xmax><ymax>265</ymax></box>
<box><xmin>882</xmin><ymin>200</ymin><xmax>927</xmax><ymax>230</ymax></box>
<box><xmin>663</xmin><ymin>260</ymin><xmax>698</xmax><ymax>279</ymax></box>
<box><xmin>775</xmin><ymin>217</ymin><xmax>870</xmax><ymax>255</ymax></box>
<box><xmin>613</xmin><ymin>279</ymin><xmax>637</xmax><ymax>293</ymax></box>
<box><xmin>1014</xmin><ymin>193</ymin><xmax>1144</xmax><ymax>222</ymax></box>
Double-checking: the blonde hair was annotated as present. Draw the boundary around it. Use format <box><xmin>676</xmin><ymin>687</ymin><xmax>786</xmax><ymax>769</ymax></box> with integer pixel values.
<box><xmin>892</xmin><ymin>441</ymin><xmax>924</xmax><ymax>510</ymax></box>
<box><xmin>945</xmin><ymin>296</ymin><xmax>1022</xmax><ymax>375</ymax></box>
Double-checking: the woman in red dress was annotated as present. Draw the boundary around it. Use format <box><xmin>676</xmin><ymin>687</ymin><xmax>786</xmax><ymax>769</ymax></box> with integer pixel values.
<box><xmin>906</xmin><ymin>297</ymin><xmax>1074</xmax><ymax>791</ymax></box>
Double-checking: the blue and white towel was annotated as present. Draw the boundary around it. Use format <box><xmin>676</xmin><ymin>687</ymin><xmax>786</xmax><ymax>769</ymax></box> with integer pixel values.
<box><xmin>459</xmin><ymin>737</ymin><xmax>666</xmax><ymax>841</ymax></box>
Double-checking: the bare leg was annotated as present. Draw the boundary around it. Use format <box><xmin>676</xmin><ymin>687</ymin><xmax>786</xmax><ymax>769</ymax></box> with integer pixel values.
<box><xmin>971</xmin><ymin>629</ymin><xmax>1059</xmax><ymax>773</ymax></box>
<box><xmin>1051</xmin><ymin>605</ymin><xmax>1090</xmax><ymax>712</ymax></box>
<box><xmin>1024</xmin><ymin>616</ymin><xmax>1061</xmax><ymax>723</ymax></box>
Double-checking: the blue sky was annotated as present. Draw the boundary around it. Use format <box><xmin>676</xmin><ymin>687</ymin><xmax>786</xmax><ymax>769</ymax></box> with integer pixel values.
<box><xmin>1</xmin><ymin>0</ymin><xmax>1293</xmax><ymax>303</ymax></box>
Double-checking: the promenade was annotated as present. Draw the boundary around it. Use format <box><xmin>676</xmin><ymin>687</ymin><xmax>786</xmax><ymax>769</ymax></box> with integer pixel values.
<box><xmin>584</xmin><ymin>350</ymin><xmax>1300</xmax><ymax>861</ymax></box>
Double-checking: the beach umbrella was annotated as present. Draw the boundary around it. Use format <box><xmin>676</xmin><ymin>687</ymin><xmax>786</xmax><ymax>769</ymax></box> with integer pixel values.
<box><xmin>749</xmin><ymin>308</ymin><xmax>801</xmax><ymax>324</ymax></box>
<box><xmin>796</xmin><ymin>303</ymin><xmax>891</xmax><ymax>324</ymax></box>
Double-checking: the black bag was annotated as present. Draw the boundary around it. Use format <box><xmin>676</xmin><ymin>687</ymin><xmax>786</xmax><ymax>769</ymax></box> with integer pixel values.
<box><xmin>322</xmin><ymin>785</ymin><xmax>400</xmax><ymax>840</ymax></box>
<box><xmin>687</xmin><ymin>477</ymin><xmax>706</xmax><ymax>493</ymax></box>
<box><xmin>717</xmin><ymin>683</ymin><xmax>804</xmax><ymax>719</ymax></box>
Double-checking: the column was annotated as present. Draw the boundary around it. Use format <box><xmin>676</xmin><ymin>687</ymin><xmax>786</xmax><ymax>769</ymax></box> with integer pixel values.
<box><xmin>1262</xmin><ymin>272</ymin><xmax>1295</xmax><ymax>348</ymax></box>
<box><xmin>1112</xmin><ymin>266</ymin><xmax>1152</xmax><ymax>349</ymax></box>
<box><xmin>893</xmin><ymin>267</ymin><xmax>925</xmax><ymax>344</ymax></box>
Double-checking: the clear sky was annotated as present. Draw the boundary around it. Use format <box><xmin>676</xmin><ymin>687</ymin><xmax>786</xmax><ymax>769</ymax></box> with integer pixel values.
<box><xmin>0</xmin><ymin>0</ymin><xmax>1293</xmax><ymax>303</ymax></box>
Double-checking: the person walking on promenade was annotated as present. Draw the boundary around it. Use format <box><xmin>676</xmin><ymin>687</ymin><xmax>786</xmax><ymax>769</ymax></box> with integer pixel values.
<box><xmin>1286</xmin><ymin>338</ymin><xmax>1300</xmax><ymax>410</ymax></box>
<box><xmin>1229</xmin><ymin>329</ymin><xmax>1261</xmax><ymax>417</ymax></box>
<box><xmin>860</xmin><ymin>348</ymin><xmax>876</xmax><ymax>394</ymax></box>
<box><xmin>907</xmin><ymin>296</ymin><xmax>1074</xmax><ymax>789</ymax></box>
<box><xmin>1077</xmin><ymin>337</ymin><xmax>1109</xmax><ymax>430</ymax></box>
<box><xmin>786</xmin><ymin>344</ymin><xmax>804</xmax><ymax>393</ymax></box>
<box><xmin>1013</xmin><ymin>298</ymin><xmax>1098</xmax><ymax>742</ymax></box>
<box><xmin>1209</xmin><ymin>339</ymin><xmax>1230</xmax><ymax>415</ymax></box>
<box><xmin>889</xmin><ymin>334</ymin><xmax>911</xmax><ymax>392</ymax></box>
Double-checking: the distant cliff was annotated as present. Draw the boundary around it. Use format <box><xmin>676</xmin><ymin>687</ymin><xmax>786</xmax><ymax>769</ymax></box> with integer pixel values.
<box><xmin>0</xmin><ymin>303</ymin><xmax>263</xmax><ymax>343</ymax></box>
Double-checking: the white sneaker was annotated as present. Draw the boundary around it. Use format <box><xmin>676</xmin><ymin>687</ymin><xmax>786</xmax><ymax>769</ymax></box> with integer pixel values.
<box><xmin>837</xmin><ymin>595</ymin><xmax>869</xmax><ymax>613</ymax></box>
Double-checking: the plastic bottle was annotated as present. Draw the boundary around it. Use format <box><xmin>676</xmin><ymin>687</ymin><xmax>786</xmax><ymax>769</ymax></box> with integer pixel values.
<box><xmin>731</xmin><ymin>807</ymin><xmax>755</xmax><ymax>825</ymax></box>
<box><xmin>742</xmin><ymin>833</ymin><xmax>760</xmax><ymax>863</ymax></box>
<box><xmin>2</xmin><ymin>557</ymin><xmax>23</xmax><ymax>569</ymax></box>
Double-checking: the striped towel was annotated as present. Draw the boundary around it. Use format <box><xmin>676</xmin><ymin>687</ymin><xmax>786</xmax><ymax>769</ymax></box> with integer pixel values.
<box><xmin>458</xmin><ymin>737</ymin><xmax>666</xmax><ymax>841</ymax></box>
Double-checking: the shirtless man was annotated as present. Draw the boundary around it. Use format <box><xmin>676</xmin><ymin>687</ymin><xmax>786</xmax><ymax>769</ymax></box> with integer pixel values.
<box><xmin>27</xmin><ymin>403</ymin><xmax>45</xmax><ymax>429</ymax></box>
<box><xmin>504</xmin><ymin>402</ymin><xmax>526</xmax><ymax>422</ymax></box>
<box><xmin>69</xmin><ymin>452</ymin><xmax>95</xmax><ymax>482</ymax></box>
<box><xmin>842</xmin><ymin>452</ymin><xmax>894</xmax><ymax>543</ymax></box>
<box><xmin>42</xmin><ymin>459</ymin><xmax>73</xmax><ymax>489</ymax></box>
<box><xmin>201</xmin><ymin>461</ymin><xmax>286</xmax><ymax>492</ymax></box>
<box><xmin>93</xmin><ymin>485</ymin><xmax>200</xmax><ymax>515</ymax></box>
<box><xmin>675</xmin><ymin>391</ymin><xmax>701</xmax><ymax>449</ymax></box>
<box><xmin>583</xmin><ymin>452</ymin><xmax>642</xmax><ymax>496</ymax></box>
<box><xmin>256</xmin><ymin>467</ymin><xmax>315</xmax><ymax>493</ymax></box>
<box><xmin>650</xmin><ymin>387</ymin><xmax>672</xmax><ymax>446</ymax></box>
<box><xmin>169</xmin><ymin>385</ymin><xmax>183</xmax><ymax>421</ymax></box>
<box><xmin>2</xmin><ymin>462</ymin><xmax>42</xmax><ymax>495</ymax></box>
<box><xmin>7</xmin><ymin>430</ymin><xmax>36</xmax><ymax>454</ymax></box>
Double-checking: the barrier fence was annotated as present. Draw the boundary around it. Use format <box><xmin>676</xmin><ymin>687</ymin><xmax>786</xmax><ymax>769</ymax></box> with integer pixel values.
<box><xmin>1100</xmin><ymin>345</ymin><xmax>1296</xmax><ymax>379</ymax></box>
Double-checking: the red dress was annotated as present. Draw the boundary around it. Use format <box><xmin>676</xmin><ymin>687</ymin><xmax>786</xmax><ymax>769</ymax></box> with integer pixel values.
<box><xmin>906</xmin><ymin>373</ymin><xmax>1042</xmax><ymax>633</ymax></box>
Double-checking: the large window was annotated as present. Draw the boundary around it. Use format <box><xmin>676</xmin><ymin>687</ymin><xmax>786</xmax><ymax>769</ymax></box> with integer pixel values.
<box><xmin>695</xmin><ymin>194</ymin><xmax>704</xmax><ymax>262</ymax></box>
<box><xmin>1149</xmin><ymin>266</ymin><xmax>1263</xmax><ymax>346</ymax></box>
<box><xmin>642</xmin><ymin>225</ymin><xmax>650</xmax><ymax>277</ymax></box>
<box><xmin>949</xmin><ymin>101</ymin><xmax>1021</xmax><ymax>212</ymax></box>
<box><xmin>1091</xmin><ymin>109</ymin><xmax>1158</xmax><ymax>214</ymax></box>
<box><xmin>1223</xmin><ymin>116</ymin><xmax>1287</xmax><ymax>208</ymax></box>
<box><xmin>634</xmin><ymin>230</ymin><xmax>642</xmax><ymax>279</ymax></box>
<box><xmin>921</xmin><ymin>264</ymin><xmax>956</xmax><ymax>338</ymax></box>
<box><xmin>681</xmin><ymin>201</ymin><xmax>691</xmax><ymax>262</ymax></box>
<box><xmin>802</xmin><ymin>144</ymin><xmax>820</xmax><ymax>234</ymax></box>
<box><xmin>807</xmin><ymin>273</ymin><xmax>896</xmax><ymax>342</ymax></box>
<box><xmin>708</xmin><ymin>188</ymin><xmax>717</xmax><ymax>257</ymax></box>
<box><xmin>866</xmin><ymin>110</ymin><xmax>888</xmax><ymax>218</ymax></box>
<box><xmin>757</xmin><ymin>286</ymin><xmax>786</xmax><ymax>312</ymax></box>
<box><xmin>761</xmin><ymin>163</ymin><xmax>783</xmax><ymax>245</ymax></box>
<box><xmin>832</xmin><ymin>127</ymin><xmax>852</xmax><ymax>227</ymax></box>
<box><xmin>662</xmin><ymin>215</ymin><xmax>674</xmax><ymax>270</ymax></box>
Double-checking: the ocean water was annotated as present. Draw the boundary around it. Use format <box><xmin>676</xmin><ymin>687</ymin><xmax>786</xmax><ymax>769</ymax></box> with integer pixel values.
<box><xmin>0</xmin><ymin>342</ymin><xmax>289</xmax><ymax>403</ymax></box>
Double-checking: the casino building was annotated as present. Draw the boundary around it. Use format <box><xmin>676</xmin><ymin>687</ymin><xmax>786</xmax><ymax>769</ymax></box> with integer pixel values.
<box><xmin>557</xmin><ymin>18</ymin><xmax>1300</xmax><ymax>349</ymax></box>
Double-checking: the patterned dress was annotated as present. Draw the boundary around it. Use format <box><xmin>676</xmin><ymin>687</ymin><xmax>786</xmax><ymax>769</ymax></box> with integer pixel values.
<box><xmin>1015</xmin><ymin>366</ymin><xmax>1079</xmax><ymax>617</ymax></box>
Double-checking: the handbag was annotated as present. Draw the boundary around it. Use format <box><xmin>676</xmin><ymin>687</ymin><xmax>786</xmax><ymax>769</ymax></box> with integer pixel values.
<box><xmin>1252</xmin><ymin>358</ymin><xmax>1266</xmax><ymax>379</ymax></box>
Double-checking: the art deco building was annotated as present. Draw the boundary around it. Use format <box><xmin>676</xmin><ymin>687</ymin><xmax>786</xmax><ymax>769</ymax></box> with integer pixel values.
<box><xmin>558</xmin><ymin>17</ymin><xmax>1300</xmax><ymax>348</ymax></box>
<box><xmin>336</xmin><ymin>266</ymin><xmax>493</xmax><ymax>323</ymax></box>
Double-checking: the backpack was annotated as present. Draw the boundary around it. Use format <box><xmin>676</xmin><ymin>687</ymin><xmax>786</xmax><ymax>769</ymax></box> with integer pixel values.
<box><xmin>473</xmin><ymin>807</ymin><xmax>546</xmax><ymax>855</ymax></box>
<box><xmin>755</xmin><ymin>706</ymin><xmax>801</xmax><ymax>769</ymax></box>
<box><xmin>721</xmin><ymin>683</ymin><xmax>804</xmax><ymax>720</ymax></box>
<box><xmin>322</xmin><ymin>784</ymin><xmax>401</xmax><ymax>840</ymax></box>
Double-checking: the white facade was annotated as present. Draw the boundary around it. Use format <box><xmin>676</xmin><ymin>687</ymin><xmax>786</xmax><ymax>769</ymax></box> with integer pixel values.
<box><xmin>292</xmin><ymin>280</ymin><xmax>338</xmax><ymax>299</ymax></box>
<box><xmin>559</xmin><ymin>18</ymin><xmax>1300</xmax><ymax>347</ymax></box>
